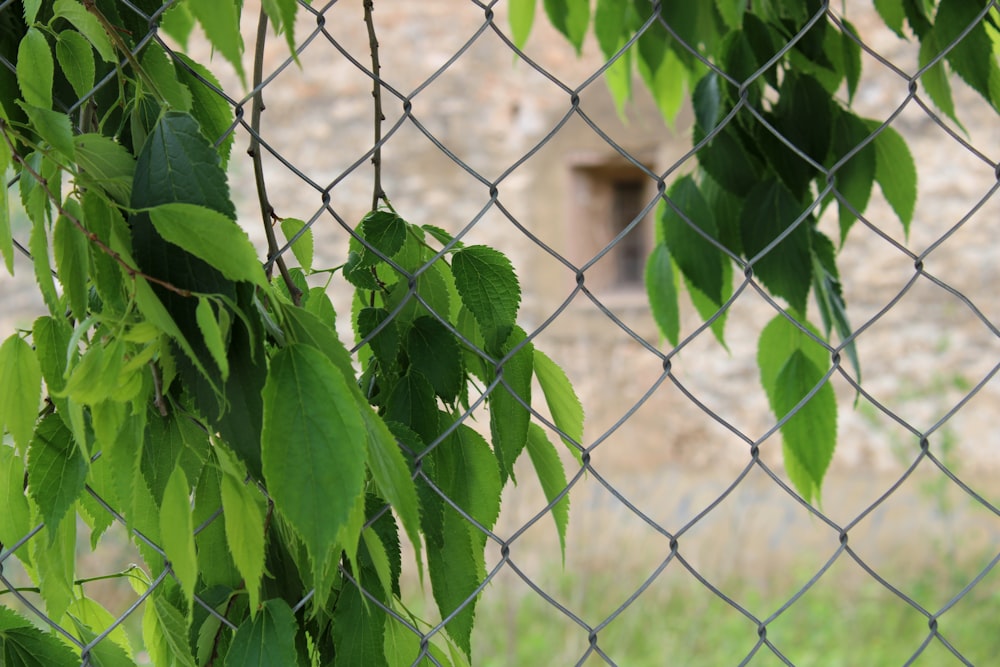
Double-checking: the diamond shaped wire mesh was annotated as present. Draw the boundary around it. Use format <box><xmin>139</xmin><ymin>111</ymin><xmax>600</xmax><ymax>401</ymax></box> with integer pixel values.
<box><xmin>0</xmin><ymin>0</ymin><xmax>999</xmax><ymax>665</ymax></box>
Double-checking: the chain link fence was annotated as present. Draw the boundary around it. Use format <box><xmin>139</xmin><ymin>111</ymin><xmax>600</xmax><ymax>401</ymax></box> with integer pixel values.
<box><xmin>1</xmin><ymin>0</ymin><xmax>999</xmax><ymax>664</ymax></box>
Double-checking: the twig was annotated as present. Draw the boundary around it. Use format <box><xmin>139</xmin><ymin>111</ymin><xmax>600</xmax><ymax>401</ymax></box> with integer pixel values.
<box><xmin>364</xmin><ymin>0</ymin><xmax>387</xmax><ymax>210</ymax></box>
<box><xmin>249</xmin><ymin>7</ymin><xmax>301</xmax><ymax>305</ymax></box>
<box><xmin>0</xmin><ymin>120</ymin><xmax>192</xmax><ymax>298</ymax></box>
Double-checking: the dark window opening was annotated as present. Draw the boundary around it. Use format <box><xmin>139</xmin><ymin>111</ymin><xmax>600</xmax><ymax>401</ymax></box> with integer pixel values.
<box><xmin>611</xmin><ymin>179</ymin><xmax>648</xmax><ymax>287</ymax></box>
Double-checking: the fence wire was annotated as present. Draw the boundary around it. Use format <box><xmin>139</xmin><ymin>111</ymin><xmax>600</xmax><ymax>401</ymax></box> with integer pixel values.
<box><xmin>1</xmin><ymin>0</ymin><xmax>999</xmax><ymax>665</ymax></box>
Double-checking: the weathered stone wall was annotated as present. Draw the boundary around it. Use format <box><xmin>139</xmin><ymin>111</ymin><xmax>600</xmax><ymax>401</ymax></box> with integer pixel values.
<box><xmin>1</xmin><ymin>1</ymin><xmax>997</xmax><ymax>481</ymax></box>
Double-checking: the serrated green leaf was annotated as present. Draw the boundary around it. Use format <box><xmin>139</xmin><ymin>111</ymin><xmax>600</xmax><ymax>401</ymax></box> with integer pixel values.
<box><xmin>195</xmin><ymin>297</ymin><xmax>229</xmax><ymax>379</ymax></box>
<box><xmin>758</xmin><ymin>315</ymin><xmax>830</xmax><ymax>403</ymax></box>
<box><xmin>645</xmin><ymin>243</ymin><xmax>680</xmax><ymax>346</ymax></box>
<box><xmin>28</xmin><ymin>209</ymin><xmax>60</xmax><ymax>317</ymax></box>
<box><xmin>140</xmin><ymin>42</ymin><xmax>192</xmax><ymax>112</ymax></box>
<box><xmin>406</xmin><ymin>316</ymin><xmax>463</xmax><ymax>402</ymax></box>
<box><xmin>840</xmin><ymin>19</ymin><xmax>863</xmax><ymax>103</ymax></box>
<box><xmin>172</xmin><ymin>53</ymin><xmax>236</xmax><ymax>167</ymax></box>
<box><xmin>16</xmin><ymin>104</ymin><xmax>74</xmax><ymax>159</ymax></box>
<box><xmin>188</xmin><ymin>0</ymin><xmax>246</xmax><ymax>84</ymax></box>
<box><xmin>532</xmin><ymin>348</ymin><xmax>584</xmax><ymax>456</ymax></box>
<box><xmin>358</xmin><ymin>406</ymin><xmax>423</xmax><ymax>579</ymax></box>
<box><xmin>636</xmin><ymin>29</ymin><xmax>686</xmax><ymax>126</ymax></box>
<box><xmin>74</xmin><ymin>133</ymin><xmax>136</xmax><ymax>205</ymax></box>
<box><xmin>715</xmin><ymin>0</ymin><xmax>747</xmax><ymax>30</ymax></box>
<box><xmin>0</xmin><ymin>607</ymin><xmax>80</xmax><ymax>667</ymax></box>
<box><xmin>52</xmin><ymin>0</ymin><xmax>116</xmax><ymax>62</ymax></box>
<box><xmin>218</xmin><ymin>448</ymin><xmax>265</xmax><ymax>614</ymax></box>
<box><xmin>17</xmin><ymin>28</ymin><xmax>52</xmax><ymax>109</ymax></box>
<box><xmin>358</xmin><ymin>307</ymin><xmax>401</xmax><ymax>370</ymax></box>
<box><xmin>740</xmin><ymin>178</ymin><xmax>812</xmax><ymax>313</ymax></box>
<box><xmin>161</xmin><ymin>2</ymin><xmax>196</xmax><ymax>47</ymax></box>
<box><xmin>868</xmin><ymin>123</ymin><xmax>916</xmax><ymax>236</ymax></box>
<box><xmin>661</xmin><ymin>175</ymin><xmax>723</xmax><ymax>305</ymax></box>
<box><xmin>427</xmin><ymin>423</ymin><xmax>501</xmax><ymax>658</ymax></box>
<box><xmin>148</xmin><ymin>592</ymin><xmax>196</xmax><ymax>667</ymax></box>
<box><xmin>0</xmin><ymin>447</ymin><xmax>32</xmax><ymax>559</ymax></box>
<box><xmin>27</xmin><ymin>414</ymin><xmax>86</xmax><ymax>539</ymax></box>
<box><xmin>489</xmin><ymin>326</ymin><xmax>533</xmax><ymax>484</ymax></box>
<box><xmin>71</xmin><ymin>617</ymin><xmax>135</xmax><ymax>667</ymax></box>
<box><xmin>544</xmin><ymin>0</ymin><xmax>590</xmax><ymax>52</ymax></box>
<box><xmin>773</xmin><ymin>349</ymin><xmax>836</xmax><ymax>504</ymax></box>
<box><xmin>918</xmin><ymin>32</ymin><xmax>962</xmax><ymax>128</ymax></box>
<box><xmin>385</xmin><ymin>369</ymin><xmax>439</xmax><ymax>446</ymax></box>
<box><xmin>509</xmin><ymin>0</ymin><xmax>536</xmax><ymax>50</ymax></box>
<box><xmin>63</xmin><ymin>597</ymin><xmax>134</xmax><ymax>659</ymax></box>
<box><xmin>360</xmin><ymin>210</ymin><xmax>407</xmax><ymax>263</ymax></box>
<box><xmin>935</xmin><ymin>0</ymin><xmax>1000</xmax><ymax>111</ymax></box>
<box><xmin>262</xmin><ymin>344</ymin><xmax>367</xmax><ymax>591</ymax></box>
<box><xmin>811</xmin><ymin>232</ymin><xmax>860</xmax><ymax>382</ymax></box>
<box><xmin>193</xmin><ymin>460</ymin><xmax>241</xmax><ymax>589</ymax></box>
<box><xmin>451</xmin><ymin>245</ymin><xmax>520</xmax><ymax>350</ymax></box>
<box><xmin>224</xmin><ymin>599</ymin><xmax>299</xmax><ymax>667</ymax></box>
<box><xmin>332</xmin><ymin>581</ymin><xmax>388</xmax><ymax>667</ymax></box>
<box><xmin>56</xmin><ymin>30</ymin><xmax>95</xmax><ymax>99</ymax></box>
<box><xmin>53</xmin><ymin>205</ymin><xmax>89</xmax><ymax>319</ymax></box>
<box><xmin>830</xmin><ymin>111</ymin><xmax>876</xmax><ymax>243</ymax></box>
<box><xmin>262</xmin><ymin>0</ymin><xmax>299</xmax><ymax>56</ymax></box>
<box><xmin>0</xmin><ymin>335</ymin><xmax>42</xmax><ymax>454</ymax></box>
<box><xmin>147</xmin><ymin>202</ymin><xmax>266</xmax><ymax>287</ymax></box>
<box><xmin>159</xmin><ymin>466</ymin><xmax>198</xmax><ymax>605</ymax></box>
<box><xmin>31</xmin><ymin>510</ymin><xmax>75</xmax><ymax>622</ymax></box>
<box><xmin>280</xmin><ymin>217</ymin><xmax>314</xmax><ymax>272</ymax></box>
<box><xmin>525</xmin><ymin>423</ymin><xmax>570</xmax><ymax>562</ymax></box>
<box><xmin>280</xmin><ymin>303</ymin><xmax>358</xmax><ymax>386</ymax></box>
<box><xmin>874</xmin><ymin>0</ymin><xmax>906</xmax><ymax>37</ymax></box>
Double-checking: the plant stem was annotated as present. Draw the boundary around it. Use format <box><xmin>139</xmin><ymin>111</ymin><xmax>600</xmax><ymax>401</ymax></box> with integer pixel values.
<box><xmin>249</xmin><ymin>7</ymin><xmax>301</xmax><ymax>305</ymax></box>
<box><xmin>364</xmin><ymin>0</ymin><xmax>386</xmax><ymax>210</ymax></box>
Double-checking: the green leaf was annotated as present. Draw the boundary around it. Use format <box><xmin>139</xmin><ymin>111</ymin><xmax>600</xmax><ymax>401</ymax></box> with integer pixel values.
<box><xmin>489</xmin><ymin>326</ymin><xmax>533</xmax><ymax>483</ymax></box>
<box><xmin>193</xmin><ymin>461</ymin><xmax>241</xmax><ymax>588</ymax></box>
<box><xmin>918</xmin><ymin>32</ymin><xmax>961</xmax><ymax>127</ymax></box>
<box><xmin>62</xmin><ymin>597</ymin><xmax>134</xmax><ymax>659</ymax></box>
<box><xmin>0</xmin><ymin>607</ymin><xmax>80</xmax><ymax>667</ymax></box>
<box><xmin>874</xmin><ymin>0</ymin><xmax>906</xmax><ymax>37</ymax></box>
<box><xmin>188</xmin><ymin>0</ymin><xmax>246</xmax><ymax>84</ymax></box>
<box><xmin>645</xmin><ymin>243</ymin><xmax>680</xmax><ymax>346</ymax></box>
<box><xmin>280</xmin><ymin>217</ymin><xmax>314</xmax><ymax>272</ymax></box>
<box><xmin>141</xmin><ymin>42</ymin><xmax>192</xmax><ymax>112</ymax></box>
<box><xmin>71</xmin><ymin>618</ymin><xmax>136</xmax><ymax>667</ymax></box>
<box><xmin>147</xmin><ymin>592</ymin><xmax>196</xmax><ymax>667</ymax></box>
<box><xmin>52</xmin><ymin>0</ymin><xmax>116</xmax><ymax>62</ymax></box>
<box><xmin>16</xmin><ymin>104</ymin><xmax>75</xmax><ymax>159</ymax></box>
<box><xmin>758</xmin><ymin>314</ymin><xmax>835</xmax><ymax>503</ymax></box>
<box><xmin>509</xmin><ymin>0</ymin><xmax>536</xmax><ymax>50</ymax></box>
<box><xmin>0</xmin><ymin>447</ymin><xmax>32</xmax><ymax>560</ymax></box>
<box><xmin>53</xmin><ymin>206</ymin><xmax>89</xmax><ymax>319</ymax></box>
<box><xmin>217</xmin><ymin>447</ymin><xmax>266</xmax><ymax>614</ymax></box>
<box><xmin>262</xmin><ymin>344</ymin><xmax>367</xmax><ymax>591</ymax></box>
<box><xmin>161</xmin><ymin>2</ymin><xmax>196</xmax><ymax>47</ymax></box>
<box><xmin>74</xmin><ymin>133</ymin><xmax>136</xmax><ymax>205</ymax></box>
<box><xmin>262</xmin><ymin>0</ymin><xmax>299</xmax><ymax>56</ymax></box>
<box><xmin>27</xmin><ymin>414</ymin><xmax>86</xmax><ymax>538</ymax></box>
<box><xmin>195</xmin><ymin>297</ymin><xmax>230</xmax><ymax>379</ymax></box>
<box><xmin>935</xmin><ymin>0</ymin><xmax>1000</xmax><ymax>111</ymax></box>
<box><xmin>840</xmin><ymin>19</ymin><xmax>863</xmax><ymax>103</ymax></box>
<box><xmin>281</xmin><ymin>303</ymin><xmax>358</xmax><ymax>386</ymax></box>
<box><xmin>28</xmin><ymin>208</ymin><xmax>60</xmax><ymax>316</ymax></box>
<box><xmin>867</xmin><ymin>123</ymin><xmax>916</xmax><ymax>236</ymax></box>
<box><xmin>773</xmin><ymin>350</ymin><xmax>836</xmax><ymax>504</ymax></box>
<box><xmin>332</xmin><ymin>582</ymin><xmax>388</xmax><ymax>667</ymax></box>
<box><xmin>385</xmin><ymin>370</ymin><xmax>439</xmax><ymax>446</ymax></box>
<box><xmin>55</xmin><ymin>30</ymin><xmax>95</xmax><ymax>99</ymax></box>
<box><xmin>661</xmin><ymin>175</ymin><xmax>723</xmax><ymax>305</ymax></box>
<box><xmin>358</xmin><ymin>307</ymin><xmax>401</xmax><ymax>370</ymax></box>
<box><xmin>0</xmin><ymin>334</ymin><xmax>41</xmax><ymax>453</ymax></box>
<box><xmin>595</xmin><ymin>0</ymin><xmax>632</xmax><ymax>115</ymax></box>
<box><xmin>811</xmin><ymin>232</ymin><xmax>860</xmax><ymax>382</ymax></box>
<box><xmin>17</xmin><ymin>28</ymin><xmax>52</xmax><ymax>109</ymax></box>
<box><xmin>224</xmin><ymin>599</ymin><xmax>299</xmax><ymax>667</ymax></box>
<box><xmin>715</xmin><ymin>0</ymin><xmax>747</xmax><ymax>30</ymax></box>
<box><xmin>131</xmin><ymin>110</ymin><xmax>236</xmax><ymax>218</ymax></box>
<box><xmin>173</xmin><ymin>53</ymin><xmax>236</xmax><ymax>167</ymax></box>
<box><xmin>740</xmin><ymin>178</ymin><xmax>812</xmax><ymax>314</ymax></box>
<box><xmin>358</xmin><ymin>210</ymin><xmax>407</xmax><ymax>264</ymax></box>
<box><xmin>406</xmin><ymin>316</ymin><xmax>463</xmax><ymax>402</ymax></box>
<box><xmin>543</xmin><ymin>0</ymin><xmax>590</xmax><ymax>53</ymax></box>
<box><xmin>147</xmin><ymin>203</ymin><xmax>266</xmax><ymax>287</ymax></box>
<box><xmin>159</xmin><ymin>466</ymin><xmax>198</xmax><ymax>605</ymax></box>
<box><xmin>636</xmin><ymin>29</ymin><xmax>687</xmax><ymax>126</ymax></box>
<box><xmin>451</xmin><ymin>245</ymin><xmax>520</xmax><ymax>350</ymax></box>
<box><xmin>31</xmin><ymin>511</ymin><xmax>75</xmax><ymax>622</ymax></box>
<box><xmin>830</xmin><ymin>111</ymin><xmax>876</xmax><ymax>243</ymax></box>
<box><xmin>532</xmin><ymin>348</ymin><xmax>584</xmax><ymax>455</ymax></box>
<box><xmin>526</xmin><ymin>424</ymin><xmax>570</xmax><ymax>562</ymax></box>
<box><xmin>427</xmin><ymin>423</ymin><xmax>502</xmax><ymax>658</ymax></box>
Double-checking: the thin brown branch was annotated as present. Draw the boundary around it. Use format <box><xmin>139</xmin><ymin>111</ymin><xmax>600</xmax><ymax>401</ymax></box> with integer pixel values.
<box><xmin>249</xmin><ymin>7</ymin><xmax>301</xmax><ymax>305</ymax></box>
<box><xmin>0</xmin><ymin>120</ymin><xmax>192</xmax><ymax>298</ymax></box>
<box><xmin>364</xmin><ymin>0</ymin><xmax>386</xmax><ymax>210</ymax></box>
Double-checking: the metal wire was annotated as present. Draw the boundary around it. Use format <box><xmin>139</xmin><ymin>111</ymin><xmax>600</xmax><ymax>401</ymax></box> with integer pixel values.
<box><xmin>1</xmin><ymin>1</ymin><xmax>998</xmax><ymax>665</ymax></box>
